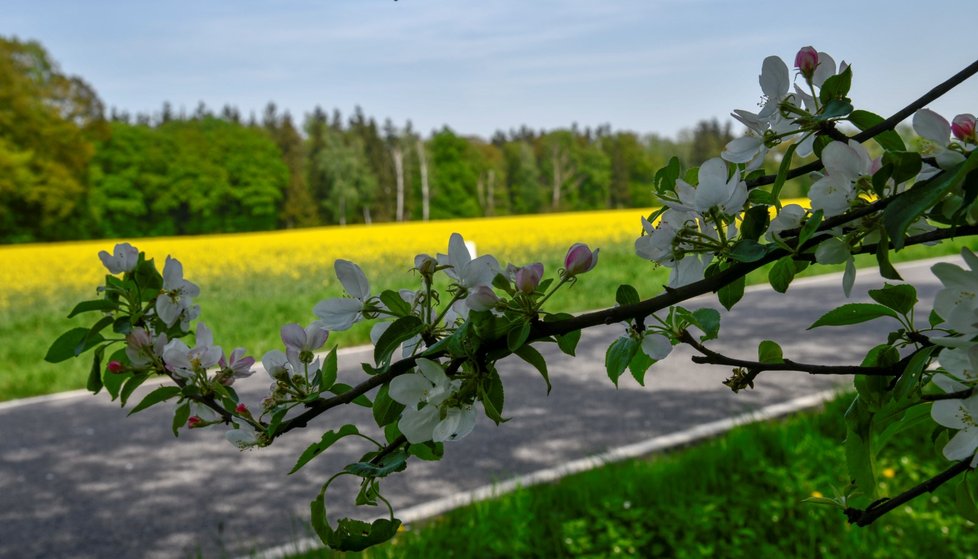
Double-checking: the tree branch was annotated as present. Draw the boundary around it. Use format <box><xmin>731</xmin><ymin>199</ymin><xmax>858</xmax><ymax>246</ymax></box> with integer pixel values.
<box><xmin>845</xmin><ymin>460</ymin><xmax>973</xmax><ymax>526</ymax></box>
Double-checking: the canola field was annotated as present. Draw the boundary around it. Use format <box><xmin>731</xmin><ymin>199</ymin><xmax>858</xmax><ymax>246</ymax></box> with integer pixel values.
<box><xmin>0</xmin><ymin>207</ymin><xmax>657</xmax><ymax>308</ymax></box>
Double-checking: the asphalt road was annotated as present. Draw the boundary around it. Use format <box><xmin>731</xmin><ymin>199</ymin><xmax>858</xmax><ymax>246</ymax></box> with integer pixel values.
<box><xmin>0</xmin><ymin>257</ymin><xmax>955</xmax><ymax>559</ymax></box>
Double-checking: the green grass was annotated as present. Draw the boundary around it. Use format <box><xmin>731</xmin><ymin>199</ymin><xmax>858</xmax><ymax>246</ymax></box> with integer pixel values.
<box><xmin>4</xmin><ymin>237</ymin><xmax>978</xmax><ymax>401</ymax></box>
<box><xmin>288</xmin><ymin>394</ymin><xmax>977</xmax><ymax>559</ymax></box>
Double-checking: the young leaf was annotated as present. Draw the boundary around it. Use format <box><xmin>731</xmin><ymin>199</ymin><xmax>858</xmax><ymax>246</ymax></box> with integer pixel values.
<box><xmin>379</xmin><ymin>290</ymin><xmax>412</xmax><ymax>317</ymax></box>
<box><xmin>884</xmin><ymin>151</ymin><xmax>978</xmax><ymax>249</ymax></box>
<box><xmin>808</xmin><ymin>303</ymin><xmax>899</xmax><ymax>329</ymax></box>
<box><xmin>289</xmin><ymin>424</ymin><xmax>360</xmax><ymax>474</ymax></box>
<box><xmin>128</xmin><ymin>386</ymin><xmax>182</xmax><ymax>416</ymax></box>
<box><xmin>797</xmin><ymin>209</ymin><xmax>824</xmax><ymax>248</ymax></box>
<box><xmin>87</xmin><ymin>346</ymin><xmax>105</xmax><ymax>394</ymax></box>
<box><xmin>372</xmin><ymin>385</ymin><xmax>405</xmax><ymax>428</ymax></box>
<box><xmin>769</xmin><ymin>256</ymin><xmax>796</xmax><ymax>293</ymax></box>
<box><xmin>691</xmin><ymin>308</ymin><xmax>721</xmax><ymax>341</ymax></box>
<box><xmin>319</xmin><ymin>347</ymin><xmax>338</xmax><ymax>391</ymax></box>
<box><xmin>739</xmin><ymin>205</ymin><xmax>771</xmax><ymax>242</ymax></box>
<box><xmin>844</xmin><ymin>397</ymin><xmax>878</xmax><ymax>500</ymax></box>
<box><xmin>374</xmin><ymin>316</ymin><xmax>423</xmax><ymax>366</ymax></box>
<box><xmin>628</xmin><ymin>350</ymin><xmax>654</xmax><ymax>386</ymax></box>
<box><xmin>717</xmin><ymin>275</ymin><xmax>745</xmax><ymax>311</ymax></box>
<box><xmin>119</xmin><ymin>373</ymin><xmax>150</xmax><ymax>407</ymax></box>
<box><xmin>728</xmin><ymin>239</ymin><xmax>767</xmax><ymax>263</ymax></box>
<box><xmin>67</xmin><ymin>299</ymin><xmax>119</xmax><ymax>318</ymax></box>
<box><xmin>874</xmin><ymin>229</ymin><xmax>902</xmax><ymax>281</ymax></box>
<box><xmin>605</xmin><ymin>337</ymin><xmax>639</xmax><ymax>387</ymax></box>
<box><xmin>868</xmin><ymin>283</ymin><xmax>917</xmax><ymax>315</ymax></box>
<box><xmin>514</xmin><ymin>344</ymin><xmax>551</xmax><ymax>394</ymax></box>
<box><xmin>556</xmin><ymin>329</ymin><xmax>582</xmax><ymax>356</ymax></box>
<box><xmin>45</xmin><ymin>328</ymin><xmax>92</xmax><ymax>363</ymax></box>
<box><xmin>757</xmin><ymin>340</ymin><xmax>784</xmax><ymax>364</ymax></box>
<box><xmin>848</xmin><ymin>110</ymin><xmax>906</xmax><ymax>151</ymax></box>
<box><xmin>344</xmin><ymin>449</ymin><xmax>409</xmax><ymax>478</ymax></box>
<box><xmin>171</xmin><ymin>401</ymin><xmax>190</xmax><ymax>437</ymax></box>
<box><xmin>506</xmin><ymin>321</ymin><xmax>531</xmax><ymax>352</ymax></box>
<box><xmin>615</xmin><ymin>284</ymin><xmax>641</xmax><ymax>306</ymax></box>
<box><xmin>480</xmin><ymin>370</ymin><xmax>506</xmax><ymax>424</ymax></box>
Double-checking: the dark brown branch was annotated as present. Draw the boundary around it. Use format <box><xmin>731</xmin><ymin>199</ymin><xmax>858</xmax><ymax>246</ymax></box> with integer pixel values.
<box><xmin>921</xmin><ymin>388</ymin><xmax>975</xmax><ymax>402</ymax></box>
<box><xmin>845</xmin><ymin>460</ymin><xmax>973</xmax><ymax>526</ymax></box>
<box><xmin>679</xmin><ymin>331</ymin><xmax>898</xmax><ymax>377</ymax></box>
<box><xmin>746</xmin><ymin>57</ymin><xmax>978</xmax><ymax>189</ymax></box>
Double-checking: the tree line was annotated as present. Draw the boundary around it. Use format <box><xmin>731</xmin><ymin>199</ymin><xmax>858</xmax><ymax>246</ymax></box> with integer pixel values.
<box><xmin>1</xmin><ymin>35</ymin><xmax>742</xmax><ymax>243</ymax></box>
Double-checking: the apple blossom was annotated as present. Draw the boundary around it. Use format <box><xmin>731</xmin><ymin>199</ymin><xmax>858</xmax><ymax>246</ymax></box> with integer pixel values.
<box><xmin>437</xmin><ymin>233</ymin><xmax>500</xmax><ymax>290</ymax></box>
<box><xmin>98</xmin><ymin>243</ymin><xmax>139</xmax><ymax>275</ymax></box>
<box><xmin>465</xmin><ymin>286</ymin><xmax>500</xmax><ymax>311</ymax></box>
<box><xmin>281</xmin><ymin>323</ymin><xmax>329</xmax><ymax>357</ymax></box>
<box><xmin>388</xmin><ymin>358</ymin><xmax>474</xmax><ymax>443</ymax></box>
<box><xmin>563</xmin><ymin>243</ymin><xmax>599</xmax><ymax>277</ymax></box>
<box><xmin>225</xmin><ymin>423</ymin><xmax>260</xmax><ymax>449</ymax></box>
<box><xmin>931</xmin><ymin>391</ymin><xmax>978</xmax><ymax>465</ymax></box>
<box><xmin>672</xmin><ymin>158</ymin><xmax>747</xmax><ymax>216</ymax></box>
<box><xmin>156</xmin><ymin>256</ymin><xmax>201</xmax><ymax>329</ymax></box>
<box><xmin>808</xmin><ymin>140</ymin><xmax>872</xmax><ymax>216</ymax></box>
<box><xmin>794</xmin><ymin>46</ymin><xmax>819</xmax><ymax>81</ymax></box>
<box><xmin>125</xmin><ymin>327</ymin><xmax>167</xmax><ymax>370</ymax></box>
<box><xmin>217</xmin><ymin>348</ymin><xmax>256</xmax><ymax>385</ymax></box>
<box><xmin>766</xmin><ymin>204</ymin><xmax>807</xmax><ymax>240</ymax></box>
<box><xmin>162</xmin><ymin>322</ymin><xmax>222</xmax><ymax>380</ymax></box>
<box><xmin>514</xmin><ymin>263</ymin><xmax>544</xmax><ymax>294</ymax></box>
<box><xmin>932</xmin><ymin>249</ymin><xmax>978</xmax><ymax>336</ymax></box>
<box><xmin>313</xmin><ymin>260</ymin><xmax>372</xmax><ymax>331</ymax></box>
<box><xmin>953</xmin><ymin>113</ymin><xmax>977</xmax><ymax>143</ymax></box>
<box><xmin>914</xmin><ymin>108</ymin><xmax>967</xmax><ymax>169</ymax></box>
<box><xmin>262</xmin><ymin>349</ymin><xmax>300</xmax><ymax>381</ymax></box>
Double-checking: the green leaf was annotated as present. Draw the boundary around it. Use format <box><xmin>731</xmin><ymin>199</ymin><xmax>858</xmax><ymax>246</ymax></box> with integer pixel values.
<box><xmin>345</xmin><ymin>449</ymin><xmax>409</xmax><ymax>478</ymax></box>
<box><xmin>514</xmin><ymin>344</ymin><xmax>551</xmax><ymax>394</ymax></box>
<box><xmin>848</xmin><ymin>110</ymin><xmax>906</xmax><ymax>151</ymax></box>
<box><xmin>326</xmin><ymin>517</ymin><xmax>401</xmax><ymax>552</ymax></box>
<box><xmin>506</xmin><ymin>321</ymin><xmax>531</xmax><ymax>352</ymax></box>
<box><xmin>808</xmin><ymin>303</ymin><xmax>899</xmax><ymax>329</ymax></box>
<box><xmin>882</xmin><ymin>151</ymin><xmax>922</xmax><ymax>185</ymax></box>
<box><xmin>45</xmin><ymin>328</ymin><xmax>93</xmax><ymax>363</ymax></box>
<box><xmin>628</xmin><ymin>350</ymin><xmax>655</xmax><ymax>386</ymax></box>
<box><xmin>868</xmin><ymin>283</ymin><xmax>917</xmax><ymax>315</ymax></box>
<box><xmin>128</xmin><ymin>386</ymin><xmax>182</xmax><ymax>416</ymax></box>
<box><xmin>819</xmin><ymin>65</ymin><xmax>852</xmax><ymax>104</ymax></box>
<box><xmin>892</xmin><ymin>346</ymin><xmax>937</xmax><ymax>402</ymax></box>
<box><xmin>290</xmin><ymin>424</ymin><xmax>360</xmax><ymax>474</ymax></box>
<box><xmin>739</xmin><ymin>205</ymin><xmax>771</xmax><ymax>242</ymax></box>
<box><xmin>480</xmin><ymin>370</ymin><xmax>506</xmax><ymax>424</ymax></box>
<box><xmin>748</xmin><ymin>189</ymin><xmax>775</xmax><ymax>205</ymax></box>
<box><xmin>319</xmin><ymin>347</ymin><xmax>338</xmax><ymax>391</ymax></box>
<box><xmin>844</xmin><ymin>397</ymin><xmax>878</xmax><ymax>500</ymax></box>
<box><xmin>374</xmin><ymin>316</ymin><xmax>423</xmax><ymax>366</ymax></box>
<box><xmin>691</xmin><ymin>308</ymin><xmax>721</xmax><ymax>341</ymax></box>
<box><xmin>408</xmin><ymin>441</ymin><xmax>444</xmax><ymax>461</ymax></box>
<box><xmin>757</xmin><ymin>340</ymin><xmax>784</xmax><ymax>364</ymax></box>
<box><xmin>379</xmin><ymin>290</ymin><xmax>411</xmax><ymax>317</ymax></box>
<box><xmin>615</xmin><ymin>284</ymin><xmax>640</xmax><ymax>306</ymax></box>
<box><xmin>605</xmin><ymin>337</ymin><xmax>639</xmax><ymax>386</ymax></box>
<box><xmin>67</xmin><ymin>299</ymin><xmax>119</xmax><ymax>318</ymax></box>
<box><xmin>956</xmin><ymin>475</ymin><xmax>978</xmax><ymax>523</ymax></box>
<box><xmin>797</xmin><ymin>209</ymin><xmax>824</xmax><ymax>248</ymax></box>
<box><xmin>119</xmin><ymin>373</ymin><xmax>150</xmax><ymax>407</ymax></box>
<box><xmin>331</xmin><ymin>383</ymin><xmax>372</xmax><ymax>407</ymax></box>
<box><xmin>371</xmin><ymin>385</ymin><xmax>405</xmax><ymax>428</ymax></box>
<box><xmin>768</xmin><ymin>256</ymin><xmax>796</xmax><ymax>293</ymax></box>
<box><xmin>717</xmin><ymin>275</ymin><xmax>745</xmax><ymax>311</ymax></box>
<box><xmin>103</xmin><ymin>349</ymin><xmax>129</xmax><ymax>400</ymax></box>
<box><xmin>874</xmin><ymin>228</ymin><xmax>902</xmax><ymax>281</ymax></box>
<box><xmin>87</xmin><ymin>346</ymin><xmax>105</xmax><ymax>394</ymax></box>
<box><xmin>815</xmin><ymin>99</ymin><xmax>853</xmax><ymax>121</ymax></box>
<box><xmin>769</xmin><ymin>143</ymin><xmax>798</xmax><ymax>204</ymax></box>
<box><xmin>655</xmin><ymin>157</ymin><xmax>682</xmax><ymax>193</ymax></box>
<box><xmin>884</xmin><ymin>151</ymin><xmax>978</xmax><ymax>249</ymax></box>
<box><xmin>556</xmin><ymin>330</ymin><xmax>581</xmax><ymax>356</ymax></box>
<box><xmin>728</xmin><ymin>239</ymin><xmax>767</xmax><ymax>263</ymax></box>
<box><xmin>171</xmin><ymin>401</ymin><xmax>190</xmax><ymax>437</ymax></box>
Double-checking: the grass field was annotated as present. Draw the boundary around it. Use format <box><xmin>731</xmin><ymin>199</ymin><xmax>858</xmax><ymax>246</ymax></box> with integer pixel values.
<box><xmin>290</xmin><ymin>394</ymin><xmax>977</xmax><ymax>559</ymax></box>
<box><xmin>3</xmin><ymin>205</ymin><xmax>977</xmax><ymax>401</ymax></box>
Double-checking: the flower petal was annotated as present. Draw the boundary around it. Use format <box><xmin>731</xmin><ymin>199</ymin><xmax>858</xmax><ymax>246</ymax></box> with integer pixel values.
<box><xmin>335</xmin><ymin>260</ymin><xmax>370</xmax><ymax>300</ymax></box>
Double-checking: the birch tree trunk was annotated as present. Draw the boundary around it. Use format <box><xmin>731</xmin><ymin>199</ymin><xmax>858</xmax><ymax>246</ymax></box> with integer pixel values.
<box><xmin>392</xmin><ymin>145</ymin><xmax>405</xmax><ymax>222</ymax></box>
<box><xmin>417</xmin><ymin>139</ymin><xmax>430</xmax><ymax>222</ymax></box>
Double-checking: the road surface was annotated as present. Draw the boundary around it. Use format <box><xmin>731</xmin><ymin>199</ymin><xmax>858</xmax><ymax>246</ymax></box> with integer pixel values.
<box><xmin>0</xmin><ymin>257</ymin><xmax>954</xmax><ymax>558</ymax></box>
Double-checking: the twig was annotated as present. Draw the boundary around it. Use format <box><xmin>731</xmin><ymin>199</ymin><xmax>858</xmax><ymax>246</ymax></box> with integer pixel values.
<box><xmin>845</xmin><ymin>460</ymin><xmax>973</xmax><ymax>526</ymax></box>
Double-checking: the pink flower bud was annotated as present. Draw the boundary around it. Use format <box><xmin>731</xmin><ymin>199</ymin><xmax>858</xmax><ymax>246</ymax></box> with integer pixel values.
<box><xmin>952</xmin><ymin>113</ymin><xmax>977</xmax><ymax>143</ymax></box>
<box><xmin>187</xmin><ymin>416</ymin><xmax>203</xmax><ymax>428</ymax></box>
<box><xmin>107</xmin><ymin>360</ymin><xmax>126</xmax><ymax>374</ymax></box>
<box><xmin>563</xmin><ymin>243</ymin><xmax>599</xmax><ymax>277</ymax></box>
<box><xmin>235</xmin><ymin>403</ymin><xmax>249</xmax><ymax>414</ymax></box>
<box><xmin>794</xmin><ymin>46</ymin><xmax>819</xmax><ymax>80</ymax></box>
<box><xmin>465</xmin><ymin>285</ymin><xmax>500</xmax><ymax>311</ymax></box>
<box><xmin>514</xmin><ymin>263</ymin><xmax>544</xmax><ymax>294</ymax></box>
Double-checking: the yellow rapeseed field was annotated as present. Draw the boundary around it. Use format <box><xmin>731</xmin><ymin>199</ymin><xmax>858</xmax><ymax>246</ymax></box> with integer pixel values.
<box><xmin>0</xmin><ymin>208</ymin><xmax>657</xmax><ymax>308</ymax></box>
<box><xmin>0</xmin><ymin>200</ymin><xmax>812</xmax><ymax>309</ymax></box>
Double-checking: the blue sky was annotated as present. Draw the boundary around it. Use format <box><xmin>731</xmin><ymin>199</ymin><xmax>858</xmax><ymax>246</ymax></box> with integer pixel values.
<box><xmin>4</xmin><ymin>0</ymin><xmax>976</xmax><ymax>139</ymax></box>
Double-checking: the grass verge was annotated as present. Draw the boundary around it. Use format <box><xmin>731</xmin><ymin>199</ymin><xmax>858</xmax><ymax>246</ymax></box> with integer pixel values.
<box><xmin>288</xmin><ymin>394</ymin><xmax>977</xmax><ymax>559</ymax></box>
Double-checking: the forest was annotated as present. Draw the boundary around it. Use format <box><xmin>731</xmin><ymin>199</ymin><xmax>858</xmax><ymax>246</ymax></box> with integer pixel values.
<box><xmin>1</xmin><ymin>35</ymin><xmax>773</xmax><ymax>243</ymax></box>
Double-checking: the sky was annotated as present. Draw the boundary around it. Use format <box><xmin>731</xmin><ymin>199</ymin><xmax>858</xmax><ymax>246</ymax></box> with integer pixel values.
<box><xmin>3</xmin><ymin>0</ymin><xmax>976</xmax><ymax>140</ymax></box>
